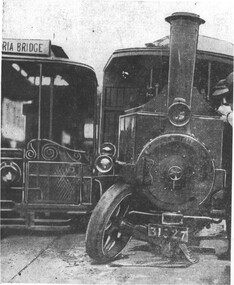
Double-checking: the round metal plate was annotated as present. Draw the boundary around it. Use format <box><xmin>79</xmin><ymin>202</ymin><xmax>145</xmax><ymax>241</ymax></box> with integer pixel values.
<box><xmin>137</xmin><ymin>134</ymin><xmax>215</xmax><ymax>212</ymax></box>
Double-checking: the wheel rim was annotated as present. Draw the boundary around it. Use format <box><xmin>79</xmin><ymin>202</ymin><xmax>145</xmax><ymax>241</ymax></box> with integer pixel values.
<box><xmin>101</xmin><ymin>193</ymin><xmax>132</xmax><ymax>258</ymax></box>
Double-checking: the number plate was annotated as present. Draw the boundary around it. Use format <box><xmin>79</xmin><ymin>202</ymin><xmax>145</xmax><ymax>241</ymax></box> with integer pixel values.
<box><xmin>148</xmin><ymin>224</ymin><xmax>188</xmax><ymax>243</ymax></box>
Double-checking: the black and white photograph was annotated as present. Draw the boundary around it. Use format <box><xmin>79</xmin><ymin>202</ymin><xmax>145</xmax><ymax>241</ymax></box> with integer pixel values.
<box><xmin>1</xmin><ymin>0</ymin><xmax>233</xmax><ymax>284</ymax></box>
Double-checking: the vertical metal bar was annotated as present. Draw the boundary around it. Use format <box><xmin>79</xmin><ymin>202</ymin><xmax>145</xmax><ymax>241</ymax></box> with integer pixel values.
<box><xmin>38</xmin><ymin>64</ymin><xmax>42</xmax><ymax>140</ymax></box>
<box><xmin>93</xmin><ymin>82</ymin><xmax>97</xmax><ymax>157</ymax></box>
<box><xmin>49</xmin><ymin>77</ymin><xmax>54</xmax><ymax>140</ymax></box>
<box><xmin>150</xmin><ymin>68</ymin><xmax>153</xmax><ymax>88</ymax></box>
<box><xmin>98</xmin><ymin>86</ymin><xmax>105</xmax><ymax>150</ymax></box>
<box><xmin>37</xmin><ymin>63</ymin><xmax>43</xmax><ymax>161</ymax></box>
<box><xmin>207</xmin><ymin>61</ymin><xmax>212</xmax><ymax>101</ymax></box>
<box><xmin>80</xmin><ymin>165</ymin><xmax>83</xmax><ymax>204</ymax></box>
<box><xmin>155</xmin><ymin>83</ymin><xmax>159</xmax><ymax>97</ymax></box>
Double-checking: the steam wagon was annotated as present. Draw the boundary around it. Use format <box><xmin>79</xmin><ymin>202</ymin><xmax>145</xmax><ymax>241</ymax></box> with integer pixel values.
<box><xmin>86</xmin><ymin>12</ymin><xmax>233</xmax><ymax>263</ymax></box>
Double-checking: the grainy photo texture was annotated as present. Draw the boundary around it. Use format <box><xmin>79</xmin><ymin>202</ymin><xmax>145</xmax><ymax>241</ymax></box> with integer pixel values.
<box><xmin>1</xmin><ymin>0</ymin><xmax>233</xmax><ymax>284</ymax></box>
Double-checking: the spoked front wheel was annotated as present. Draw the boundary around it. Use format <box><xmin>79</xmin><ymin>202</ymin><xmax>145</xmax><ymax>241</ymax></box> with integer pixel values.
<box><xmin>85</xmin><ymin>183</ymin><xmax>133</xmax><ymax>263</ymax></box>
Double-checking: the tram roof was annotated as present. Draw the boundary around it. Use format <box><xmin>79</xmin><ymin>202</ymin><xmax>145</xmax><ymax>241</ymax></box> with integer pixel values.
<box><xmin>2</xmin><ymin>42</ymin><xmax>96</xmax><ymax>77</ymax></box>
<box><xmin>104</xmin><ymin>35</ymin><xmax>233</xmax><ymax>71</ymax></box>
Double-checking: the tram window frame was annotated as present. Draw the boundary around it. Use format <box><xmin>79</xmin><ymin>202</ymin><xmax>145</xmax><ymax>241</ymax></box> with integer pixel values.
<box><xmin>1</xmin><ymin>59</ymin><xmax>97</xmax><ymax>155</ymax></box>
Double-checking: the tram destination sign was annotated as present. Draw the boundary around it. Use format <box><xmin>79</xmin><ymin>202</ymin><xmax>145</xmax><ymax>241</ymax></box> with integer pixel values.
<box><xmin>2</xmin><ymin>39</ymin><xmax>51</xmax><ymax>56</ymax></box>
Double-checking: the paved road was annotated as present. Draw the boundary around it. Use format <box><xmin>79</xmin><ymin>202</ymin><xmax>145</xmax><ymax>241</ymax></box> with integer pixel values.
<box><xmin>1</xmin><ymin>229</ymin><xmax>230</xmax><ymax>284</ymax></box>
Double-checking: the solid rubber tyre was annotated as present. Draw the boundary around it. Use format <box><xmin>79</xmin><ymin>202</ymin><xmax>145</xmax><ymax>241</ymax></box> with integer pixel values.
<box><xmin>85</xmin><ymin>183</ymin><xmax>133</xmax><ymax>263</ymax></box>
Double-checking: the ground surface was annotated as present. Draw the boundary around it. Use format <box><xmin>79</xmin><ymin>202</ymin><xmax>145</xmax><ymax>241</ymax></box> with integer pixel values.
<box><xmin>1</xmin><ymin>228</ymin><xmax>231</xmax><ymax>284</ymax></box>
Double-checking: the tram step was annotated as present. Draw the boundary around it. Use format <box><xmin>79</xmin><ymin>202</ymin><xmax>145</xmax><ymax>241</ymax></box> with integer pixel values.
<box><xmin>33</xmin><ymin>218</ymin><xmax>71</xmax><ymax>224</ymax></box>
<box><xmin>1</xmin><ymin>224</ymin><xmax>71</xmax><ymax>231</ymax></box>
<box><xmin>1</xmin><ymin>218</ymin><xmax>26</xmax><ymax>225</ymax></box>
<box><xmin>0</xmin><ymin>208</ymin><xmax>14</xmax><ymax>212</ymax></box>
<box><xmin>1</xmin><ymin>200</ymin><xmax>16</xmax><ymax>208</ymax></box>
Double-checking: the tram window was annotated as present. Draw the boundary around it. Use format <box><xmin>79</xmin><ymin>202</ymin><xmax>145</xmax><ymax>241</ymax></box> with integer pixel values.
<box><xmin>1</xmin><ymin>60</ymin><xmax>96</xmax><ymax>152</ymax></box>
<box><xmin>1</xmin><ymin>61</ymin><xmax>40</xmax><ymax>148</ymax></box>
<box><xmin>84</xmin><ymin>119</ymin><xmax>94</xmax><ymax>139</ymax></box>
<box><xmin>40</xmin><ymin>63</ymin><xmax>95</xmax><ymax>151</ymax></box>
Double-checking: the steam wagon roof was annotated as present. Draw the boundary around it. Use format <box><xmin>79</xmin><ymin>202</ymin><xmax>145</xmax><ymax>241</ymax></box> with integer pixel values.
<box><xmin>104</xmin><ymin>35</ymin><xmax>233</xmax><ymax>72</ymax></box>
<box><xmin>146</xmin><ymin>35</ymin><xmax>233</xmax><ymax>57</ymax></box>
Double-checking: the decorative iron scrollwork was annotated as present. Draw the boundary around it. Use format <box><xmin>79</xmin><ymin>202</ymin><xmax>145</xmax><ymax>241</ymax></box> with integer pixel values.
<box><xmin>41</xmin><ymin>144</ymin><xmax>59</xmax><ymax>161</ymax></box>
<box><xmin>25</xmin><ymin>139</ymin><xmax>85</xmax><ymax>162</ymax></box>
<box><xmin>26</xmin><ymin>141</ymin><xmax>37</xmax><ymax>160</ymax></box>
<box><xmin>67</xmin><ymin>150</ymin><xmax>81</xmax><ymax>162</ymax></box>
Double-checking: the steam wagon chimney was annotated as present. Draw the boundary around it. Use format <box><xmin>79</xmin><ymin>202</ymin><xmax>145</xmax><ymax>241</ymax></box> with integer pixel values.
<box><xmin>165</xmin><ymin>12</ymin><xmax>205</xmax><ymax>107</ymax></box>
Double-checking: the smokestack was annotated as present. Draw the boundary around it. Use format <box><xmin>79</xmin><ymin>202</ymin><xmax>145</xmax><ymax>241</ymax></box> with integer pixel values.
<box><xmin>165</xmin><ymin>12</ymin><xmax>205</xmax><ymax>107</ymax></box>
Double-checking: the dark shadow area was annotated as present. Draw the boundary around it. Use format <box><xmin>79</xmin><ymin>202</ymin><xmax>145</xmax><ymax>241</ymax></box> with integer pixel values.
<box><xmin>1</xmin><ymin>215</ymin><xmax>90</xmax><ymax>239</ymax></box>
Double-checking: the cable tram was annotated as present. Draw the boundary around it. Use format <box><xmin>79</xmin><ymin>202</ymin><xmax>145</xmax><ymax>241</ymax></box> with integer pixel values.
<box><xmin>86</xmin><ymin>12</ymin><xmax>233</xmax><ymax>263</ymax></box>
<box><xmin>1</xmin><ymin>39</ymin><xmax>108</xmax><ymax>230</ymax></box>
